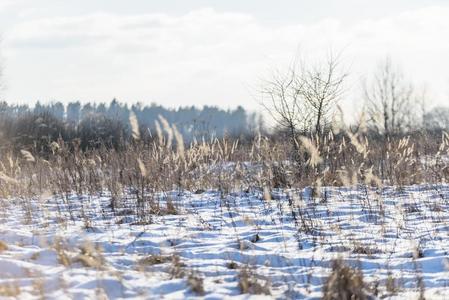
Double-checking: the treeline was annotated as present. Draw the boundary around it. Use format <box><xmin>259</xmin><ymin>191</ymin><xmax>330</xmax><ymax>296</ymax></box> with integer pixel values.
<box><xmin>2</xmin><ymin>54</ymin><xmax>449</xmax><ymax>156</ymax></box>
<box><xmin>0</xmin><ymin>99</ymin><xmax>263</xmax><ymax>152</ymax></box>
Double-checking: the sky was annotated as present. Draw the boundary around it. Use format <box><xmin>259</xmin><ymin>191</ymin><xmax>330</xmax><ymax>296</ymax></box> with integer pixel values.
<box><xmin>0</xmin><ymin>0</ymin><xmax>448</xmax><ymax>112</ymax></box>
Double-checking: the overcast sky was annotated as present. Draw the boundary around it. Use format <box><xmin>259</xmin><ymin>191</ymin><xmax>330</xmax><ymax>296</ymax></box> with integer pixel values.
<box><xmin>0</xmin><ymin>0</ymin><xmax>448</xmax><ymax>111</ymax></box>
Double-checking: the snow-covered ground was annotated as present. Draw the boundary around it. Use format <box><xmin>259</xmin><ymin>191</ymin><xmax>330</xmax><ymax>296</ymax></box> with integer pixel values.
<box><xmin>1</xmin><ymin>185</ymin><xmax>449</xmax><ymax>299</ymax></box>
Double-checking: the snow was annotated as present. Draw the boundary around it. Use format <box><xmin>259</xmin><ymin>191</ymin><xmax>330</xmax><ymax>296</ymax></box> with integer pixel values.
<box><xmin>0</xmin><ymin>185</ymin><xmax>449</xmax><ymax>299</ymax></box>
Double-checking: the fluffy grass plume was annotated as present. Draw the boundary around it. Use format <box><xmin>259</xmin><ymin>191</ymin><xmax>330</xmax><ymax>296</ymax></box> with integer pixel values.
<box><xmin>129</xmin><ymin>111</ymin><xmax>140</xmax><ymax>140</ymax></box>
<box><xmin>298</xmin><ymin>136</ymin><xmax>322</xmax><ymax>167</ymax></box>
<box><xmin>20</xmin><ymin>150</ymin><xmax>35</xmax><ymax>162</ymax></box>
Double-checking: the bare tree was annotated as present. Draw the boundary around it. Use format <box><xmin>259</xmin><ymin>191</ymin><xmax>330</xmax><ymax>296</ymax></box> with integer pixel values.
<box><xmin>301</xmin><ymin>53</ymin><xmax>347</xmax><ymax>138</ymax></box>
<box><xmin>260</xmin><ymin>53</ymin><xmax>346</xmax><ymax>144</ymax></box>
<box><xmin>259</xmin><ymin>52</ymin><xmax>347</xmax><ymax>180</ymax></box>
<box><xmin>260</xmin><ymin>63</ymin><xmax>310</xmax><ymax>153</ymax></box>
<box><xmin>364</xmin><ymin>58</ymin><xmax>416</xmax><ymax>137</ymax></box>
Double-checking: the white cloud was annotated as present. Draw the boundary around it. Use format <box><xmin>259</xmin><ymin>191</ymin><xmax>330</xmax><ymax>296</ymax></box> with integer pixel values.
<box><xmin>2</xmin><ymin>5</ymin><xmax>449</xmax><ymax>109</ymax></box>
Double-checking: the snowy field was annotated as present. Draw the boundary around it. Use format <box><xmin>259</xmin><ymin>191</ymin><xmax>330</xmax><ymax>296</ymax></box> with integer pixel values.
<box><xmin>1</xmin><ymin>185</ymin><xmax>449</xmax><ymax>299</ymax></box>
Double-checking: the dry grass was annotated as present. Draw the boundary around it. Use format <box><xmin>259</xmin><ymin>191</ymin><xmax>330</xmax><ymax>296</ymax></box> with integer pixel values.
<box><xmin>0</xmin><ymin>125</ymin><xmax>441</xmax><ymax>218</ymax></box>
<box><xmin>322</xmin><ymin>259</ymin><xmax>367</xmax><ymax>300</ymax></box>
<box><xmin>187</xmin><ymin>271</ymin><xmax>205</xmax><ymax>295</ymax></box>
<box><xmin>73</xmin><ymin>241</ymin><xmax>105</xmax><ymax>269</ymax></box>
<box><xmin>0</xmin><ymin>126</ymin><xmax>443</xmax><ymax>212</ymax></box>
<box><xmin>0</xmin><ymin>283</ymin><xmax>21</xmax><ymax>297</ymax></box>
<box><xmin>169</xmin><ymin>254</ymin><xmax>186</xmax><ymax>279</ymax></box>
<box><xmin>237</xmin><ymin>266</ymin><xmax>271</xmax><ymax>295</ymax></box>
<box><xmin>53</xmin><ymin>238</ymin><xmax>71</xmax><ymax>267</ymax></box>
<box><xmin>0</xmin><ymin>240</ymin><xmax>8</xmax><ymax>252</ymax></box>
<box><xmin>138</xmin><ymin>254</ymin><xmax>171</xmax><ymax>266</ymax></box>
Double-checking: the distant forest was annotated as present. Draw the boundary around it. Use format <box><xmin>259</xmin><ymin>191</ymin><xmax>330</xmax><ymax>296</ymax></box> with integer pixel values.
<box><xmin>0</xmin><ymin>99</ymin><xmax>264</xmax><ymax>151</ymax></box>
